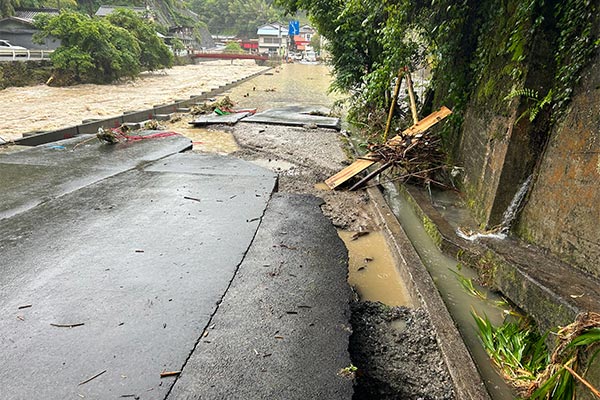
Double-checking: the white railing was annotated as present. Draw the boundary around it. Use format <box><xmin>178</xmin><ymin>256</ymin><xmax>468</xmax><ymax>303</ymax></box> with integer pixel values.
<box><xmin>0</xmin><ymin>49</ymin><xmax>53</xmax><ymax>61</ymax></box>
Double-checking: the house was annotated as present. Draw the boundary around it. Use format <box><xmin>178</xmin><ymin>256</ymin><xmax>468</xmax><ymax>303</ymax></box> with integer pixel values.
<box><xmin>292</xmin><ymin>24</ymin><xmax>316</xmax><ymax>52</ymax></box>
<box><xmin>0</xmin><ymin>8</ymin><xmax>60</xmax><ymax>49</ymax></box>
<box><xmin>299</xmin><ymin>24</ymin><xmax>315</xmax><ymax>41</ymax></box>
<box><xmin>257</xmin><ymin>23</ymin><xmax>287</xmax><ymax>55</ymax></box>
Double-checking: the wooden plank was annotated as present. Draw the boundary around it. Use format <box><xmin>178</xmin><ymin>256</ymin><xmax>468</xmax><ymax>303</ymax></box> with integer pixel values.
<box><xmin>399</xmin><ymin>106</ymin><xmax>452</xmax><ymax>137</ymax></box>
<box><xmin>349</xmin><ymin>161</ymin><xmax>394</xmax><ymax>191</ymax></box>
<box><xmin>325</xmin><ymin>158</ymin><xmax>377</xmax><ymax>189</ymax></box>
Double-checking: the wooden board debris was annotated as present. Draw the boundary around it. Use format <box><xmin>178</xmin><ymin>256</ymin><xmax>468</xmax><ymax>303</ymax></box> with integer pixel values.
<box><xmin>324</xmin><ymin>106</ymin><xmax>452</xmax><ymax>190</ymax></box>
<box><xmin>324</xmin><ymin>158</ymin><xmax>379</xmax><ymax>190</ymax></box>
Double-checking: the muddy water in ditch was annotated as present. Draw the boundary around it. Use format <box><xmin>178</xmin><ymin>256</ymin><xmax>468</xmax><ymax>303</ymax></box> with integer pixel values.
<box><xmin>382</xmin><ymin>182</ymin><xmax>515</xmax><ymax>400</ymax></box>
<box><xmin>338</xmin><ymin>230</ymin><xmax>413</xmax><ymax>307</ymax></box>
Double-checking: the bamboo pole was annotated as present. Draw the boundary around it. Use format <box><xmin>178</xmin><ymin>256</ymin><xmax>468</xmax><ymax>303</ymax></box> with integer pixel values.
<box><xmin>405</xmin><ymin>68</ymin><xmax>419</xmax><ymax>125</ymax></box>
<box><xmin>383</xmin><ymin>68</ymin><xmax>404</xmax><ymax>141</ymax></box>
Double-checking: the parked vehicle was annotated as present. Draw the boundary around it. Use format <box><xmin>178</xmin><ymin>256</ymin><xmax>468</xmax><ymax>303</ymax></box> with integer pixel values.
<box><xmin>302</xmin><ymin>50</ymin><xmax>317</xmax><ymax>63</ymax></box>
<box><xmin>0</xmin><ymin>40</ymin><xmax>26</xmax><ymax>50</ymax></box>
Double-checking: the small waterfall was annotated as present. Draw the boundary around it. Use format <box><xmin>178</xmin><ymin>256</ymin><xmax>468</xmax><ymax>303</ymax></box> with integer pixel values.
<box><xmin>500</xmin><ymin>174</ymin><xmax>533</xmax><ymax>233</ymax></box>
<box><xmin>456</xmin><ymin>175</ymin><xmax>533</xmax><ymax>241</ymax></box>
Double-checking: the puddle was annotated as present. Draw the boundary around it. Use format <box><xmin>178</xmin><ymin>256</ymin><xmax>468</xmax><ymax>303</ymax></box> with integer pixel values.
<box><xmin>338</xmin><ymin>230</ymin><xmax>413</xmax><ymax>307</ymax></box>
<box><xmin>168</xmin><ymin>118</ymin><xmax>239</xmax><ymax>154</ymax></box>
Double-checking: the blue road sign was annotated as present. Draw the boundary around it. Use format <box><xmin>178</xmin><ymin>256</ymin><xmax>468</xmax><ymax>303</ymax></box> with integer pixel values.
<box><xmin>288</xmin><ymin>20</ymin><xmax>300</xmax><ymax>36</ymax></box>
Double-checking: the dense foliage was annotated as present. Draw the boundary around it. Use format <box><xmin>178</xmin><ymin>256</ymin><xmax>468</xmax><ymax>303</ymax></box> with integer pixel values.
<box><xmin>106</xmin><ymin>8</ymin><xmax>173</xmax><ymax>72</ymax></box>
<box><xmin>188</xmin><ymin>0</ymin><xmax>283</xmax><ymax>38</ymax></box>
<box><xmin>277</xmin><ymin>0</ymin><xmax>599</xmax><ymax>147</ymax></box>
<box><xmin>34</xmin><ymin>10</ymin><xmax>172</xmax><ymax>84</ymax></box>
<box><xmin>1</xmin><ymin>0</ymin><xmax>77</xmax><ymax>17</ymax></box>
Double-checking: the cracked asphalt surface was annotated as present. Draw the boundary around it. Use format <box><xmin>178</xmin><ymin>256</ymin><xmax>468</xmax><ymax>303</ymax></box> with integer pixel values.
<box><xmin>0</xmin><ymin>132</ymin><xmax>352</xmax><ymax>399</ymax></box>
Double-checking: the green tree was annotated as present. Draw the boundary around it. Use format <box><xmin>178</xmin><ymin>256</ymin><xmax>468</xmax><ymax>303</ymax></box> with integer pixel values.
<box><xmin>309</xmin><ymin>32</ymin><xmax>320</xmax><ymax>53</ymax></box>
<box><xmin>1</xmin><ymin>0</ymin><xmax>16</xmax><ymax>17</ymax></box>
<box><xmin>276</xmin><ymin>0</ymin><xmax>416</xmax><ymax>132</ymax></box>
<box><xmin>224</xmin><ymin>41</ymin><xmax>243</xmax><ymax>53</ymax></box>
<box><xmin>106</xmin><ymin>8</ymin><xmax>173</xmax><ymax>71</ymax></box>
<box><xmin>189</xmin><ymin>0</ymin><xmax>282</xmax><ymax>38</ymax></box>
<box><xmin>34</xmin><ymin>11</ymin><xmax>141</xmax><ymax>84</ymax></box>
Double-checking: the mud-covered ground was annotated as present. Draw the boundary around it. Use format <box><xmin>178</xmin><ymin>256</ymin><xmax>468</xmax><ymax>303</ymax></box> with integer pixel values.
<box><xmin>351</xmin><ymin>302</ymin><xmax>455</xmax><ymax>400</ymax></box>
<box><xmin>225</xmin><ymin>118</ymin><xmax>456</xmax><ymax>398</ymax></box>
<box><xmin>231</xmin><ymin>123</ymin><xmax>375</xmax><ymax>232</ymax></box>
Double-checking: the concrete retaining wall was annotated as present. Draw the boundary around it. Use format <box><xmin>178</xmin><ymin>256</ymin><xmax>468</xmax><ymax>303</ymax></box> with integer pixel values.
<box><xmin>517</xmin><ymin>52</ymin><xmax>600</xmax><ymax>278</ymax></box>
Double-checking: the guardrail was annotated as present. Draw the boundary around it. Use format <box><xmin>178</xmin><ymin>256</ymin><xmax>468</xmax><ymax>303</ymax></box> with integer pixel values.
<box><xmin>0</xmin><ymin>49</ymin><xmax>53</xmax><ymax>61</ymax></box>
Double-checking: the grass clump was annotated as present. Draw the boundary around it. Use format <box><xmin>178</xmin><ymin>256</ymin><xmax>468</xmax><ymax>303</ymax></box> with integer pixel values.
<box><xmin>473</xmin><ymin>311</ymin><xmax>548</xmax><ymax>389</ymax></box>
<box><xmin>473</xmin><ymin>311</ymin><xmax>600</xmax><ymax>399</ymax></box>
<box><xmin>529</xmin><ymin>313</ymin><xmax>600</xmax><ymax>399</ymax></box>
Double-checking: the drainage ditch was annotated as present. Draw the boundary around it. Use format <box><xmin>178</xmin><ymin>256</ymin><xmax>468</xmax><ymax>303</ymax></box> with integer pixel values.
<box><xmin>381</xmin><ymin>182</ymin><xmax>516</xmax><ymax>400</ymax></box>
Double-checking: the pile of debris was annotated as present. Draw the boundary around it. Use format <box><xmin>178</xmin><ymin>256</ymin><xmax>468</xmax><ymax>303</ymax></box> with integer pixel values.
<box><xmin>365</xmin><ymin>129</ymin><xmax>445</xmax><ymax>187</ymax></box>
<box><xmin>191</xmin><ymin>96</ymin><xmax>235</xmax><ymax>115</ymax></box>
<box><xmin>325</xmin><ymin>67</ymin><xmax>453</xmax><ymax>191</ymax></box>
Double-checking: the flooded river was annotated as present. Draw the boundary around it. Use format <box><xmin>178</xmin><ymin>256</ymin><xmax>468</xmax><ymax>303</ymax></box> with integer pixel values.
<box><xmin>0</xmin><ymin>60</ymin><xmax>268</xmax><ymax>142</ymax></box>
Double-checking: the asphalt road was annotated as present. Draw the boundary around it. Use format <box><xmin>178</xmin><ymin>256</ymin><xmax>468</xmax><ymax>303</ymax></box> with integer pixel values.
<box><xmin>0</xmin><ymin>132</ymin><xmax>352</xmax><ymax>399</ymax></box>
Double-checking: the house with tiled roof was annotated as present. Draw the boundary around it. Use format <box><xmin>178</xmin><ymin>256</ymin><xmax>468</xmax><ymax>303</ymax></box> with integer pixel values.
<box><xmin>0</xmin><ymin>8</ymin><xmax>60</xmax><ymax>49</ymax></box>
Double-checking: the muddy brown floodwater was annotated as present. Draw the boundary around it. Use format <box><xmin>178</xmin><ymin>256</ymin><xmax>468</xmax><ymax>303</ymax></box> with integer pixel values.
<box><xmin>0</xmin><ymin>60</ymin><xmax>268</xmax><ymax>142</ymax></box>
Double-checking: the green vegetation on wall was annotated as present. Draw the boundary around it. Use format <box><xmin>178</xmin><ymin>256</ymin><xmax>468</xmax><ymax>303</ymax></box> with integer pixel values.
<box><xmin>188</xmin><ymin>0</ymin><xmax>283</xmax><ymax>38</ymax></box>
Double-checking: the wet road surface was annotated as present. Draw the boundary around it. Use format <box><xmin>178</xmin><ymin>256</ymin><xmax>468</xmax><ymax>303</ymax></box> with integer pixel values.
<box><xmin>0</xmin><ymin>132</ymin><xmax>352</xmax><ymax>398</ymax></box>
<box><xmin>0</xmin><ymin>134</ymin><xmax>275</xmax><ymax>398</ymax></box>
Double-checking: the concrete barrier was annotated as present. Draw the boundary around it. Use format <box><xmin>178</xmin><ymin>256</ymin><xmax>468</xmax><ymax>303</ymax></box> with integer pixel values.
<box><xmin>122</xmin><ymin>110</ymin><xmax>155</xmax><ymax>124</ymax></box>
<box><xmin>78</xmin><ymin>117</ymin><xmax>123</xmax><ymax>135</ymax></box>
<box><xmin>3</xmin><ymin>67</ymin><xmax>272</xmax><ymax>147</ymax></box>
<box><xmin>13</xmin><ymin>126</ymin><xmax>79</xmax><ymax>146</ymax></box>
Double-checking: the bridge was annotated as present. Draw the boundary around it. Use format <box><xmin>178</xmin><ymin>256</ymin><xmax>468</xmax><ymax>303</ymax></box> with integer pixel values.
<box><xmin>192</xmin><ymin>52</ymin><xmax>269</xmax><ymax>61</ymax></box>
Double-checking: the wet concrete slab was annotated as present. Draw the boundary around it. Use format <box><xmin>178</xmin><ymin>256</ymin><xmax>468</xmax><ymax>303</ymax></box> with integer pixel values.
<box><xmin>145</xmin><ymin>152</ymin><xmax>273</xmax><ymax>177</ymax></box>
<box><xmin>188</xmin><ymin>112</ymin><xmax>252</xmax><ymax>126</ymax></box>
<box><xmin>0</xmin><ymin>132</ymin><xmax>192</xmax><ymax>220</ymax></box>
<box><xmin>0</xmin><ymin>153</ymin><xmax>277</xmax><ymax>399</ymax></box>
<box><xmin>167</xmin><ymin>193</ymin><xmax>353</xmax><ymax>400</ymax></box>
<box><xmin>243</xmin><ymin>105</ymin><xmax>341</xmax><ymax>130</ymax></box>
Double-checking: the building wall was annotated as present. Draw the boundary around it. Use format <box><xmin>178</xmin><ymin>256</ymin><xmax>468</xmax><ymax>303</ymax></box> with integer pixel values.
<box><xmin>0</xmin><ymin>19</ymin><xmax>60</xmax><ymax>49</ymax></box>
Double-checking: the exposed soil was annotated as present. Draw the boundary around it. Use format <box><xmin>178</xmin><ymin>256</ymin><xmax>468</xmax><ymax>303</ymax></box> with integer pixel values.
<box><xmin>230</xmin><ymin>122</ymin><xmax>376</xmax><ymax>232</ymax></box>
<box><xmin>351</xmin><ymin>302</ymin><xmax>456</xmax><ymax>400</ymax></box>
